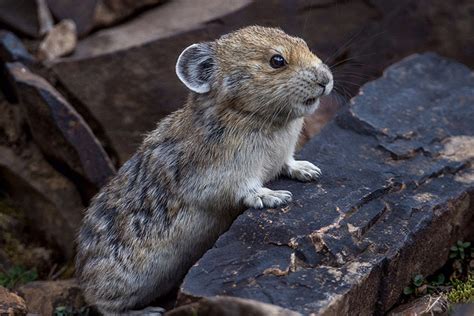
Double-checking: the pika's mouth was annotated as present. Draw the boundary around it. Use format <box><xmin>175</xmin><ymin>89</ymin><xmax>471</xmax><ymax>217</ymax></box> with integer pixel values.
<box><xmin>303</xmin><ymin>97</ymin><xmax>317</xmax><ymax>106</ymax></box>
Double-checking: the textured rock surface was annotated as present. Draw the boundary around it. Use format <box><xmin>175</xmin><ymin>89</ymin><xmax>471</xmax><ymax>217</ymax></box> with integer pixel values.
<box><xmin>0</xmin><ymin>93</ymin><xmax>84</xmax><ymax>258</ymax></box>
<box><xmin>46</xmin><ymin>0</ymin><xmax>168</xmax><ymax>37</ymax></box>
<box><xmin>0</xmin><ymin>31</ymin><xmax>34</xmax><ymax>64</ymax></box>
<box><xmin>37</xmin><ymin>19</ymin><xmax>78</xmax><ymax>61</ymax></box>
<box><xmin>0</xmin><ymin>286</ymin><xmax>27</xmax><ymax>316</ymax></box>
<box><xmin>73</xmin><ymin>0</ymin><xmax>252</xmax><ymax>58</ymax></box>
<box><xmin>93</xmin><ymin>0</ymin><xmax>168</xmax><ymax>28</ymax></box>
<box><xmin>0</xmin><ymin>31</ymin><xmax>35</xmax><ymax>103</ymax></box>
<box><xmin>51</xmin><ymin>0</ymin><xmax>474</xmax><ymax>164</ymax></box>
<box><xmin>17</xmin><ymin>279</ymin><xmax>85</xmax><ymax>316</ymax></box>
<box><xmin>7</xmin><ymin>62</ymin><xmax>115</xmax><ymax>196</ymax></box>
<box><xmin>178</xmin><ymin>53</ymin><xmax>474</xmax><ymax>315</ymax></box>
<box><xmin>46</xmin><ymin>0</ymin><xmax>99</xmax><ymax>36</ymax></box>
<box><xmin>0</xmin><ymin>0</ymin><xmax>53</xmax><ymax>38</ymax></box>
<box><xmin>387</xmin><ymin>295</ymin><xmax>447</xmax><ymax>316</ymax></box>
<box><xmin>166</xmin><ymin>296</ymin><xmax>301</xmax><ymax>316</ymax></box>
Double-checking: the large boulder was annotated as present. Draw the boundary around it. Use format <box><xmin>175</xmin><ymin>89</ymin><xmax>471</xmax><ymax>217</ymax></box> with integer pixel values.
<box><xmin>50</xmin><ymin>0</ymin><xmax>474</xmax><ymax>164</ymax></box>
<box><xmin>46</xmin><ymin>0</ymin><xmax>169</xmax><ymax>37</ymax></box>
<box><xmin>0</xmin><ymin>33</ymin><xmax>110</xmax><ymax>258</ymax></box>
<box><xmin>0</xmin><ymin>92</ymin><xmax>85</xmax><ymax>258</ymax></box>
<box><xmin>93</xmin><ymin>0</ymin><xmax>169</xmax><ymax>28</ymax></box>
<box><xmin>178</xmin><ymin>53</ymin><xmax>474</xmax><ymax>315</ymax></box>
<box><xmin>6</xmin><ymin>62</ymin><xmax>115</xmax><ymax>196</ymax></box>
<box><xmin>0</xmin><ymin>0</ymin><xmax>53</xmax><ymax>38</ymax></box>
<box><xmin>46</xmin><ymin>0</ymin><xmax>99</xmax><ymax>36</ymax></box>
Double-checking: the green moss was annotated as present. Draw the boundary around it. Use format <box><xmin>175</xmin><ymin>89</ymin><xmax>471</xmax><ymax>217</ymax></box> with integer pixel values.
<box><xmin>447</xmin><ymin>275</ymin><xmax>474</xmax><ymax>304</ymax></box>
<box><xmin>0</xmin><ymin>265</ymin><xmax>38</xmax><ymax>289</ymax></box>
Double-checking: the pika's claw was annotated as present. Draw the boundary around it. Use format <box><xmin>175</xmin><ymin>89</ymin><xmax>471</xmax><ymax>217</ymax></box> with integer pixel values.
<box><xmin>286</xmin><ymin>160</ymin><xmax>321</xmax><ymax>182</ymax></box>
<box><xmin>244</xmin><ymin>187</ymin><xmax>292</xmax><ymax>209</ymax></box>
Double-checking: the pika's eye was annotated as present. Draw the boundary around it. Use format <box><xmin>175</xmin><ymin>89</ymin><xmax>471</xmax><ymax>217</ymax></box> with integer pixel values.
<box><xmin>270</xmin><ymin>54</ymin><xmax>286</xmax><ymax>69</ymax></box>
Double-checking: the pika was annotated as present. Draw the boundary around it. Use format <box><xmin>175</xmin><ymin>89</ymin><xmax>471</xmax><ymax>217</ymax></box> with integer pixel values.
<box><xmin>76</xmin><ymin>26</ymin><xmax>333</xmax><ymax>315</ymax></box>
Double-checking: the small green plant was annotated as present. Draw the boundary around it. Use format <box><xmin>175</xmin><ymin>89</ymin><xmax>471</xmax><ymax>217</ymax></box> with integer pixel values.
<box><xmin>447</xmin><ymin>275</ymin><xmax>474</xmax><ymax>304</ymax></box>
<box><xmin>53</xmin><ymin>306</ymin><xmax>90</xmax><ymax>316</ymax></box>
<box><xmin>0</xmin><ymin>266</ymin><xmax>37</xmax><ymax>289</ymax></box>
<box><xmin>401</xmin><ymin>240</ymin><xmax>474</xmax><ymax>311</ymax></box>
<box><xmin>403</xmin><ymin>274</ymin><xmax>426</xmax><ymax>296</ymax></box>
<box><xmin>449</xmin><ymin>240</ymin><xmax>473</xmax><ymax>280</ymax></box>
<box><xmin>450</xmin><ymin>241</ymin><xmax>471</xmax><ymax>260</ymax></box>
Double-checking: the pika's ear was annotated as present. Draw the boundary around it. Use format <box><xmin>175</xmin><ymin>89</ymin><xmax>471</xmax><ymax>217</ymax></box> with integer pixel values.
<box><xmin>176</xmin><ymin>42</ymin><xmax>215</xmax><ymax>94</ymax></box>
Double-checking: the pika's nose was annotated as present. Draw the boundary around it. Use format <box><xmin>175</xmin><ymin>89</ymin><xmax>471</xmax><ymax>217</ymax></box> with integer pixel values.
<box><xmin>317</xmin><ymin>82</ymin><xmax>326</xmax><ymax>94</ymax></box>
<box><xmin>314</xmin><ymin>64</ymin><xmax>333</xmax><ymax>95</ymax></box>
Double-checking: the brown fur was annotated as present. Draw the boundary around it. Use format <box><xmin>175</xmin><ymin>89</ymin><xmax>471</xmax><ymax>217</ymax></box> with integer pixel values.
<box><xmin>76</xmin><ymin>26</ymin><xmax>333</xmax><ymax>315</ymax></box>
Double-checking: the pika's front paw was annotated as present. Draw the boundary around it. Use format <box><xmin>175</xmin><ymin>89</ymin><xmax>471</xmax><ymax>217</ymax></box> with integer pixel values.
<box><xmin>243</xmin><ymin>187</ymin><xmax>292</xmax><ymax>209</ymax></box>
<box><xmin>286</xmin><ymin>160</ymin><xmax>321</xmax><ymax>182</ymax></box>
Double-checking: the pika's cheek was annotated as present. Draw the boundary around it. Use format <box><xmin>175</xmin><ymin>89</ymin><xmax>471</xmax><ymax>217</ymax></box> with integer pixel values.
<box><xmin>223</xmin><ymin>71</ymin><xmax>252</xmax><ymax>91</ymax></box>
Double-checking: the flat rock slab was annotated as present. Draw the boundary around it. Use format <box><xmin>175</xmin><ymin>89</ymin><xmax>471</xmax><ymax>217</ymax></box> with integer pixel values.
<box><xmin>7</xmin><ymin>62</ymin><xmax>115</xmax><ymax>193</ymax></box>
<box><xmin>179</xmin><ymin>53</ymin><xmax>474</xmax><ymax>315</ymax></box>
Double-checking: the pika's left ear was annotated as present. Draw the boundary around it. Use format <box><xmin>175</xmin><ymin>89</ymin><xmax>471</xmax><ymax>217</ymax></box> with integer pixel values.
<box><xmin>176</xmin><ymin>42</ymin><xmax>215</xmax><ymax>94</ymax></box>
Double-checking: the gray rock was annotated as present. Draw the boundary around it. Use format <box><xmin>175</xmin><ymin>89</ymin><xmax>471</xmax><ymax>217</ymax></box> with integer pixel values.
<box><xmin>73</xmin><ymin>0</ymin><xmax>252</xmax><ymax>58</ymax></box>
<box><xmin>0</xmin><ymin>31</ymin><xmax>34</xmax><ymax>64</ymax></box>
<box><xmin>178</xmin><ymin>53</ymin><xmax>474</xmax><ymax>315</ymax></box>
<box><xmin>166</xmin><ymin>296</ymin><xmax>301</xmax><ymax>316</ymax></box>
<box><xmin>0</xmin><ymin>126</ymin><xmax>84</xmax><ymax>259</ymax></box>
<box><xmin>37</xmin><ymin>19</ymin><xmax>78</xmax><ymax>61</ymax></box>
<box><xmin>6</xmin><ymin>62</ymin><xmax>116</xmax><ymax>196</ymax></box>
<box><xmin>388</xmin><ymin>295</ymin><xmax>448</xmax><ymax>315</ymax></box>
<box><xmin>0</xmin><ymin>31</ymin><xmax>35</xmax><ymax>103</ymax></box>
<box><xmin>0</xmin><ymin>94</ymin><xmax>84</xmax><ymax>258</ymax></box>
<box><xmin>93</xmin><ymin>0</ymin><xmax>168</xmax><ymax>28</ymax></box>
<box><xmin>46</xmin><ymin>0</ymin><xmax>169</xmax><ymax>37</ymax></box>
<box><xmin>46</xmin><ymin>0</ymin><xmax>99</xmax><ymax>36</ymax></box>
<box><xmin>0</xmin><ymin>0</ymin><xmax>53</xmax><ymax>38</ymax></box>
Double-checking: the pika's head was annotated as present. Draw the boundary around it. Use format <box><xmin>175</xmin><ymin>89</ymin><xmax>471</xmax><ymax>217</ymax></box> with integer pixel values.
<box><xmin>176</xmin><ymin>26</ymin><xmax>333</xmax><ymax>119</ymax></box>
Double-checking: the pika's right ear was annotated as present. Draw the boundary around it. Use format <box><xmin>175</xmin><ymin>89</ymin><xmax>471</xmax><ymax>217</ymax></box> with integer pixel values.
<box><xmin>176</xmin><ymin>42</ymin><xmax>215</xmax><ymax>94</ymax></box>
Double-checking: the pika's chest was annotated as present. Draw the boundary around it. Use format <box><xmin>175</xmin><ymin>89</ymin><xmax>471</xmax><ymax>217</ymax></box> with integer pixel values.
<box><xmin>235</xmin><ymin>118</ymin><xmax>304</xmax><ymax>181</ymax></box>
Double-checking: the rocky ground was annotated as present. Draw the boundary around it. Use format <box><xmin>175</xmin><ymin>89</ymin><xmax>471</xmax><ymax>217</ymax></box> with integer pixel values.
<box><xmin>0</xmin><ymin>0</ymin><xmax>473</xmax><ymax>315</ymax></box>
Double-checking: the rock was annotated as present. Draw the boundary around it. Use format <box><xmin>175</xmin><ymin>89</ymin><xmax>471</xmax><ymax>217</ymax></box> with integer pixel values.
<box><xmin>46</xmin><ymin>0</ymin><xmax>99</xmax><ymax>36</ymax></box>
<box><xmin>0</xmin><ymin>0</ymin><xmax>53</xmax><ymax>38</ymax></box>
<box><xmin>0</xmin><ymin>31</ymin><xmax>35</xmax><ymax>103</ymax></box>
<box><xmin>17</xmin><ymin>279</ymin><xmax>86</xmax><ymax>316</ymax></box>
<box><xmin>93</xmin><ymin>0</ymin><xmax>168</xmax><ymax>28</ymax></box>
<box><xmin>0</xmin><ymin>93</ymin><xmax>84</xmax><ymax>258</ymax></box>
<box><xmin>0</xmin><ymin>31</ymin><xmax>34</xmax><ymax>64</ymax></box>
<box><xmin>0</xmin><ymin>142</ymin><xmax>84</xmax><ymax>259</ymax></box>
<box><xmin>75</xmin><ymin>0</ymin><xmax>251</xmax><ymax>58</ymax></box>
<box><xmin>46</xmin><ymin>0</ymin><xmax>168</xmax><ymax>37</ymax></box>
<box><xmin>388</xmin><ymin>295</ymin><xmax>448</xmax><ymax>315</ymax></box>
<box><xmin>0</xmin><ymin>286</ymin><xmax>27</xmax><ymax>316</ymax></box>
<box><xmin>7</xmin><ymin>62</ymin><xmax>115</xmax><ymax>196</ymax></box>
<box><xmin>0</xmin><ymin>196</ymin><xmax>54</xmax><ymax>277</ymax></box>
<box><xmin>37</xmin><ymin>20</ymin><xmax>78</xmax><ymax>61</ymax></box>
<box><xmin>51</xmin><ymin>0</ymin><xmax>474</xmax><ymax>164</ymax></box>
<box><xmin>166</xmin><ymin>296</ymin><xmax>301</xmax><ymax>316</ymax></box>
<box><xmin>451</xmin><ymin>304</ymin><xmax>474</xmax><ymax>316</ymax></box>
<box><xmin>178</xmin><ymin>53</ymin><xmax>474</xmax><ymax>314</ymax></box>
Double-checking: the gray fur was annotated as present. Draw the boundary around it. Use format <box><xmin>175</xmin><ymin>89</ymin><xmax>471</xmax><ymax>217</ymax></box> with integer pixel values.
<box><xmin>76</xmin><ymin>26</ymin><xmax>333</xmax><ymax>315</ymax></box>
